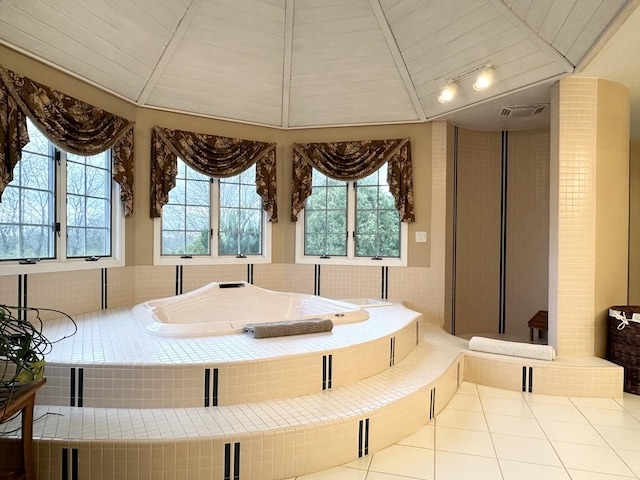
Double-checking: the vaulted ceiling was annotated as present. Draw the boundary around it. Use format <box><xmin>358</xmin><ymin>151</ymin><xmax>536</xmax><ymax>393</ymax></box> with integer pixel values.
<box><xmin>0</xmin><ymin>0</ymin><xmax>635</xmax><ymax>131</ymax></box>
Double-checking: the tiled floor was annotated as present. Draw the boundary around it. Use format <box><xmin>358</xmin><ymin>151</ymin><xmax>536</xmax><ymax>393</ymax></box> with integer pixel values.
<box><xmin>289</xmin><ymin>382</ymin><xmax>640</xmax><ymax>480</ymax></box>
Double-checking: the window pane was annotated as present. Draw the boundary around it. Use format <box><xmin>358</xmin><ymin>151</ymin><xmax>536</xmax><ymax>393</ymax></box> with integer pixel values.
<box><xmin>355</xmin><ymin>165</ymin><xmax>400</xmax><ymax>258</ymax></box>
<box><xmin>187</xmin><ymin>180</ymin><xmax>209</xmax><ymax>206</ymax></box>
<box><xmin>162</xmin><ymin>231</ymin><xmax>185</xmax><ymax>255</ymax></box>
<box><xmin>66</xmin><ymin>227</ymin><xmax>86</xmax><ymax>257</ymax></box>
<box><xmin>66</xmin><ymin>150</ymin><xmax>112</xmax><ymax>258</ymax></box>
<box><xmin>168</xmin><ymin>179</ymin><xmax>186</xmax><ymax>204</ymax></box>
<box><xmin>0</xmin><ymin>188</ymin><xmax>19</xmax><ymax>224</ymax></box>
<box><xmin>67</xmin><ymin>162</ymin><xmax>85</xmax><ymax>195</ymax></box>
<box><xmin>185</xmin><ymin>206</ymin><xmax>210</xmax><ymax>232</ymax></box>
<box><xmin>218</xmin><ymin>165</ymin><xmax>262</xmax><ymax>256</ymax></box>
<box><xmin>0</xmin><ymin>225</ymin><xmax>19</xmax><ymax>259</ymax></box>
<box><xmin>219</xmin><ymin>231</ymin><xmax>237</xmax><ymax>255</ymax></box>
<box><xmin>219</xmin><ymin>182</ymin><xmax>239</xmax><ymax>208</ymax></box>
<box><xmin>20</xmin><ymin>188</ymin><xmax>52</xmax><ymax>225</ymax></box>
<box><xmin>240</xmin><ymin>185</ymin><xmax>260</xmax><ymax>208</ymax></box>
<box><xmin>303</xmin><ymin>171</ymin><xmax>347</xmax><ymax>257</ymax></box>
<box><xmin>21</xmin><ymin>225</ymin><xmax>53</xmax><ymax>258</ymax></box>
<box><xmin>22</xmin><ymin>120</ymin><xmax>50</xmax><ymax>156</ymax></box>
<box><xmin>20</xmin><ymin>152</ymin><xmax>51</xmax><ymax>190</ymax></box>
<box><xmin>67</xmin><ymin>195</ymin><xmax>86</xmax><ymax>227</ymax></box>
<box><xmin>161</xmin><ymin>159</ymin><xmax>212</xmax><ymax>256</ymax></box>
<box><xmin>85</xmin><ymin>166</ymin><xmax>109</xmax><ymax>198</ymax></box>
<box><xmin>86</xmin><ymin>198</ymin><xmax>109</xmax><ymax>227</ymax></box>
<box><xmin>185</xmin><ymin>230</ymin><xmax>209</xmax><ymax>255</ymax></box>
<box><xmin>162</xmin><ymin>204</ymin><xmax>186</xmax><ymax>230</ymax></box>
<box><xmin>0</xmin><ymin>121</ymin><xmax>55</xmax><ymax>261</ymax></box>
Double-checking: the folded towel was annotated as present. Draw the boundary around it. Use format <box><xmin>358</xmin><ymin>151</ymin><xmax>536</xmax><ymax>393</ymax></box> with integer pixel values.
<box><xmin>469</xmin><ymin>336</ymin><xmax>556</xmax><ymax>361</ymax></box>
<box><xmin>245</xmin><ymin>318</ymin><xmax>333</xmax><ymax>339</ymax></box>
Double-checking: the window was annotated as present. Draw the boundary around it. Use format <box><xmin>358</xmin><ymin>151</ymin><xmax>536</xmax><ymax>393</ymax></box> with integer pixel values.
<box><xmin>157</xmin><ymin>159</ymin><xmax>269</xmax><ymax>263</ymax></box>
<box><xmin>0</xmin><ymin>120</ymin><xmax>122</xmax><ymax>273</ymax></box>
<box><xmin>297</xmin><ymin>163</ymin><xmax>407</xmax><ymax>265</ymax></box>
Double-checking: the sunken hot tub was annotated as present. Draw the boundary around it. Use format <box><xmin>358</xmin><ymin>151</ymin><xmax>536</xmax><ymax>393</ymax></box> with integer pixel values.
<box><xmin>132</xmin><ymin>281</ymin><xmax>369</xmax><ymax>337</ymax></box>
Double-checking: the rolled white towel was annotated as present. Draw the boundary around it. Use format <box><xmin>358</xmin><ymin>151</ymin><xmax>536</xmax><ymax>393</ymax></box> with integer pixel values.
<box><xmin>469</xmin><ymin>336</ymin><xmax>556</xmax><ymax>361</ymax></box>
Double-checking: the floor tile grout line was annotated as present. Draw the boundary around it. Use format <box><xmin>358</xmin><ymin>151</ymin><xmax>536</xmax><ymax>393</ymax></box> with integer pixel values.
<box><xmin>567</xmin><ymin>396</ymin><xmax>640</xmax><ymax>479</ymax></box>
<box><xmin>479</xmin><ymin>391</ymin><xmax>506</xmax><ymax>480</ymax></box>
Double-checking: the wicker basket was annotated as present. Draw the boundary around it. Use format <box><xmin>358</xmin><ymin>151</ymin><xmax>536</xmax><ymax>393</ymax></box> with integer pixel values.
<box><xmin>607</xmin><ymin>305</ymin><xmax>640</xmax><ymax>395</ymax></box>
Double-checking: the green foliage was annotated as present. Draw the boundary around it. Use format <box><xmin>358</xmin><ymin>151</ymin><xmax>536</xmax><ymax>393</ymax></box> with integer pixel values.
<box><xmin>0</xmin><ymin>306</ymin><xmax>45</xmax><ymax>387</ymax></box>
<box><xmin>0</xmin><ymin>305</ymin><xmax>76</xmax><ymax>396</ymax></box>
<box><xmin>303</xmin><ymin>169</ymin><xmax>401</xmax><ymax>258</ymax></box>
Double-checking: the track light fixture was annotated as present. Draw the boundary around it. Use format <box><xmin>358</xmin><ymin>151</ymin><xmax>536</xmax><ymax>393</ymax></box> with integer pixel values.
<box><xmin>437</xmin><ymin>62</ymin><xmax>495</xmax><ymax>104</ymax></box>
<box><xmin>473</xmin><ymin>65</ymin><xmax>494</xmax><ymax>91</ymax></box>
<box><xmin>437</xmin><ymin>83</ymin><xmax>457</xmax><ymax>104</ymax></box>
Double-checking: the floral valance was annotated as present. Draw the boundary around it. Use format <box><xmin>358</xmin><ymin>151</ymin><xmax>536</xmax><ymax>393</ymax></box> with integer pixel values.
<box><xmin>0</xmin><ymin>66</ymin><xmax>135</xmax><ymax>216</ymax></box>
<box><xmin>291</xmin><ymin>138</ymin><xmax>414</xmax><ymax>222</ymax></box>
<box><xmin>150</xmin><ymin>126</ymin><xmax>278</xmax><ymax>222</ymax></box>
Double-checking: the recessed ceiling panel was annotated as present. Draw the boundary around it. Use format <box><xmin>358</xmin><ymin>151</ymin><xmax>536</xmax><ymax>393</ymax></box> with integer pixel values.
<box><xmin>0</xmin><ymin>0</ymin><xmax>188</xmax><ymax>100</ymax></box>
<box><xmin>288</xmin><ymin>0</ymin><xmax>419</xmax><ymax>127</ymax></box>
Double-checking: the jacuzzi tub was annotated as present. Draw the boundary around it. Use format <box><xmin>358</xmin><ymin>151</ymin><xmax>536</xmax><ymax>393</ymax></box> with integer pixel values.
<box><xmin>132</xmin><ymin>281</ymin><xmax>369</xmax><ymax>337</ymax></box>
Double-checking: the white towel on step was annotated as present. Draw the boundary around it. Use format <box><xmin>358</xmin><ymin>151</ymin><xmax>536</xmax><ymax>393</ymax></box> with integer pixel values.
<box><xmin>469</xmin><ymin>336</ymin><xmax>556</xmax><ymax>361</ymax></box>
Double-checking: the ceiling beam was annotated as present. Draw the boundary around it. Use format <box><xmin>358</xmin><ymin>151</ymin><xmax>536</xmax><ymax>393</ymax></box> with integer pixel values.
<box><xmin>281</xmin><ymin>0</ymin><xmax>294</xmax><ymax>128</ymax></box>
<box><xmin>137</xmin><ymin>0</ymin><xmax>203</xmax><ymax>105</ymax></box>
<box><xmin>485</xmin><ymin>0</ymin><xmax>575</xmax><ymax>73</ymax></box>
<box><xmin>368</xmin><ymin>0</ymin><xmax>427</xmax><ymax>122</ymax></box>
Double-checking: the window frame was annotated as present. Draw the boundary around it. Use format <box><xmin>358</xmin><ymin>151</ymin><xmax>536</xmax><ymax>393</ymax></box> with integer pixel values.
<box><xmin>0</xmin><ymin>139</ymin><xmax>125</xmax><ymax>276</ymax></box>
<box><xmin>153</xmin><ymin>161</ymin><xmax>272</xmax><ymax>266</ymax></box>
<box><xmin>295</xmin><ymin>177</ymin><xmax>407</xmax><ymax>267</ymax></box>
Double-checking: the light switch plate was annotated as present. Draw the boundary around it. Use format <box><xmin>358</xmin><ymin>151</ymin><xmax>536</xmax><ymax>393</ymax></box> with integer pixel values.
<box><xmin>415</xmin><ymin>231</ymin><xmax>427</xmax><ymax>242</ymax></box>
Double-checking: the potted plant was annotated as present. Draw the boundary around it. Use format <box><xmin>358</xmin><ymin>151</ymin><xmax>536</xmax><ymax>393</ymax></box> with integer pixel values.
<box><xmin>1</xmin><ymin>305</ymin><xmax>76</xmax><ymax>412</ymax></box>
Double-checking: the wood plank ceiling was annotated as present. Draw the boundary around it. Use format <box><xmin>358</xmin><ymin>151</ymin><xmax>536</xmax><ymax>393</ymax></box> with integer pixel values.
<box><xmin>0</xmin><ymin>0</ymin><xmax>633</xmax><ymax>128</ymax></box>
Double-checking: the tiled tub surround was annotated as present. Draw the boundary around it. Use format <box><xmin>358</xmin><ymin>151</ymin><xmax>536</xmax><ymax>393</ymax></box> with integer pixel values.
<box><xmin>36</xmin><ymin>303</ymin><xmax>423</xmax><ymax>408</ymax></box>
<box><xmin>1</xmin><ymin>321</ymin><xmax>626</xmax><ymax>480</ymax></box>
<box><xmin>2</xmin><ymin>325</ymin><xmax>465</xmax><ymax>480</ymax></box>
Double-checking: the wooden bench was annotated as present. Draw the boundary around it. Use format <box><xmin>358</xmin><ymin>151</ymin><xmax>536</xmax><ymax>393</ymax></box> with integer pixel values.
<box><xmin>528</xmin><ymin>310</ymin><xmax>548</xmax><ymax>342</ymax></box>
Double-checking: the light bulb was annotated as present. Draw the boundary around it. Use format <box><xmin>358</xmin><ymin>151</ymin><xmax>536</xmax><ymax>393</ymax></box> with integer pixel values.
<box><xmin>473</xmin><ymin>67</ymin><xmax>494</xmax><ymax>91</ymax></box>
<box><xmin>437</xmin><ymin>83</ymin><xmax>457</xmax><ymax>103</ymax></box>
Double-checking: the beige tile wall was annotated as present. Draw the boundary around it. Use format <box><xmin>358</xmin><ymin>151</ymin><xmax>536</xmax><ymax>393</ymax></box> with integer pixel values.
<box><xmin>464</xmin><ymin>354</ymin><xmax>623</xmax><ymax>398</ymax></box>
<box><xmin>453</xmin><ymin>128</ymin><xmax>502</xmax><ymax>335</ymax></box>
<box><xmin>594</xmin><ymin>79</ymin><xmax>630</xmax><ymax>357</ymax></box>
<box><xmin>505</xmin><ymin>129</ymin><xmax>550</xmax><ymax>339</ymax></box>
<box><xmin>27</xmin><ymin>270</ymin><xmax>102</xmax><ymax>321</ymax></box>
<box><xmin>106</xmin><ymin>266</ymin><xmax>136</xmax><ymax>309</ymax></box>
<box><xmin>0</xmin><ymin>274</ymin><xmax>17</xmax><ymax>307</ymax></box>
<box><xmin>550</xmin><ymin>78</ymin><xmax>630</xmax><ymax>356</ymax></box>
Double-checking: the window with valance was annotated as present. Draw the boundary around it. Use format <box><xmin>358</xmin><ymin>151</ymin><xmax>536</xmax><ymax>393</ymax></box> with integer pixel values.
<box><xmin>150</xmin><ymin>126</ymin><xmax>277</xmax><ymax>222</ymax></box>
<box><xmin>0</xmin><ymin>66</ymin><xmax>135</xmax><ymax>216</ymax></box>
<box><xmin>291</xmin><ymin>138</ymin><xmax>414</xmax><ymax>223</ymax></box>
<box><xmin>291</xmin><ymin>138</ymin><xmax>414</xmax><ymax>263</ymax></box>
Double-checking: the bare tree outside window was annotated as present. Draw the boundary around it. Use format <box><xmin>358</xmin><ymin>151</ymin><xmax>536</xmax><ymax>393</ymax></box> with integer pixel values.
<box><xmin>160</xmin><ymin>160</ymin><xmax>263</xmax><ymax>257</ymax></box>
<box><xmin>0</xmin><ymin>120</ymin><xmax>55</xmax><ymax>260</ymax></box>
<box><xmin>219</xmin><ymin>167</ymin><xmax>262</xmax><ymax>256</ymax></box>
<box><xmin>0</xmin><ymin>120</ymin><xmax>114</xmax><ymax>262</ymax></box>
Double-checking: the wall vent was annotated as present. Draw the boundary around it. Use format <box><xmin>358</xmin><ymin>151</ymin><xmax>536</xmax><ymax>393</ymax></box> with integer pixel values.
<box><xmin>499</xmin><ymin>104</ymin><xmax>547</xmax><ymax>117</ymax></box>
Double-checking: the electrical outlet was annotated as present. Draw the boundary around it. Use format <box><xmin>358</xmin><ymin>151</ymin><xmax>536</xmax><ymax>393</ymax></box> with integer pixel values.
<box><xmin>415</xmin><ymin>231</ymin><xmax>427</xmax><ymax>242</ymax></box>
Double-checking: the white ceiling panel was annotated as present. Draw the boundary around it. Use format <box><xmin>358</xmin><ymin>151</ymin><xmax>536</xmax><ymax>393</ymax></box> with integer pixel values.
<box><xmin>0</xmin><ymin>0</ymin><xmax>636</xmax><ymax>130</ymax></box>
<box><xmin>145</xmin><ymin>0</ymin><xmax>285</xmax><ymax>126</ymax></box>
<box><xmin>288</xmin><ymin>0</ymin><xmax>418</xmax><ymax>127</ymax></box>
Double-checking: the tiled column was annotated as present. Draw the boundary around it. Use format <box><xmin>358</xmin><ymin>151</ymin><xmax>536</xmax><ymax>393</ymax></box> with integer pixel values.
<box><xmin>549</xmin><ymin>78</ymin><xmax>629</xmax><ymax>356</ymax></box>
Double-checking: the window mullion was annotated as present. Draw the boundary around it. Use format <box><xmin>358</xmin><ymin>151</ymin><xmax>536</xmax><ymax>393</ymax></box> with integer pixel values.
<box><xmin>347</xmin><ymin>181</ymin><xmax>356</xmax><ymax>259</ymax></box>
<box><xmin>211</xmin><ymin>178</ymin><xmax>220</xmax><ymax>259</ymax></box>
<box><xmin>57</xmin><ymin>149</ymin><xmax>67</xmax><ymax>261</ymax></box>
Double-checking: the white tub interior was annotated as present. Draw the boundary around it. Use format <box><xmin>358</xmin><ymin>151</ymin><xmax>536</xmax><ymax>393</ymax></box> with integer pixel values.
<box><xmin>132</xmin><ymin>281</ymin><xmax>369</xmax><ymax>337</ymax></box>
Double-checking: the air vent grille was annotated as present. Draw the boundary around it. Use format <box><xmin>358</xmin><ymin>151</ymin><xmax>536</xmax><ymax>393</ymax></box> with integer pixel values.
<box><xmin>499</xmin><ymin>104</ymin><xmax>547</xmax><ymax>117</ymax></box>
